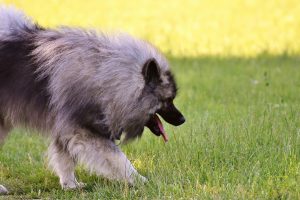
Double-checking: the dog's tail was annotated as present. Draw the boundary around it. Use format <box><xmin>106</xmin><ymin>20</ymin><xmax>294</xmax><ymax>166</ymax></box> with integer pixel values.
<box><xmin>0</xmin><ymin>5</ymin><xmax>39</xmax><ymax>39</ymax></box>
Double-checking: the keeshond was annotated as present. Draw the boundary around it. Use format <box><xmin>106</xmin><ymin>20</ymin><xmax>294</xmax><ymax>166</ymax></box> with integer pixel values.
<box><xmin>0</xmin><ymin>6</ymin><xmax>185</xmax><ymax>193</ymax></box>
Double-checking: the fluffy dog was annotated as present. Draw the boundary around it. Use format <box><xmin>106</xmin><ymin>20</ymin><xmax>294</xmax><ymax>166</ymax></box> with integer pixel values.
<box><xmin>0</xmin><ymin>6</ymin><xmax>185</xmax><ymax>193</ymax></box>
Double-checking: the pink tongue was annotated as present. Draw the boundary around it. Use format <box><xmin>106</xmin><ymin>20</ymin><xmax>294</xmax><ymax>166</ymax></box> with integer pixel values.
<box><xmin>154</xmin><ymin>114</ymin><xmax>169</xmax><ymax>142</ymax></box>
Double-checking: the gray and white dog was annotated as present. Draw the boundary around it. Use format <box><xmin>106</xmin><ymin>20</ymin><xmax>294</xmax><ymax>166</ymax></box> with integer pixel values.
<box><xmin>0</xmin><ymin>6</ymin><xmax>185</xmax><ymax>193</ymax></box>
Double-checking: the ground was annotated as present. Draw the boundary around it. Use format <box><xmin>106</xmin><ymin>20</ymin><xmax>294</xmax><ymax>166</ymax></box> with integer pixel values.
<box><xmin>0</xmin><ymin>0</ymin><xmax>299</xmax><ymax>199</ymax></box>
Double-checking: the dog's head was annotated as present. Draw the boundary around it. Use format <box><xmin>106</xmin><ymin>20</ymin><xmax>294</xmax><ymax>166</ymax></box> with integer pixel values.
<box><xmin>141</xmin><ymin>58</ymin><xmax>185</xmax><ymax>142</ymax></box>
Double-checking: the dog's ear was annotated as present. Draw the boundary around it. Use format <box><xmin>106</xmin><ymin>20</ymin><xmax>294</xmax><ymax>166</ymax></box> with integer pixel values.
<box><xmin>142</xmin><ymin>58</ymin><xmax>160</xmax><ymax>84</ymax></box>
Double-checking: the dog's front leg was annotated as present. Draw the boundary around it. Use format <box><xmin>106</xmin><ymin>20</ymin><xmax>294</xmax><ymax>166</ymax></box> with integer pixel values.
<box><xmin>47</xmin><ymin>139</ymin><xmax>84</xmax><ymax>189</ymax></box>
<box><xmin>68</xmin><ymin>134</ymin><xmax>147</xmax><ymax>185</ymax></box>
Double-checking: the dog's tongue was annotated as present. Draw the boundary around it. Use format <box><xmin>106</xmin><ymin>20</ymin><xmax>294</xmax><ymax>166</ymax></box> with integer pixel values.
<box><xmin>154</xmin><ymin>114</ymin><xmax>168</xmax><ymax>142</ymax></box>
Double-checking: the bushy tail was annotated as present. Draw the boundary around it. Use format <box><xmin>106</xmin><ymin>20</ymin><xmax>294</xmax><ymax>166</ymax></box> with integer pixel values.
<box><xmin>0</xmin><ymin>5</ymin><xmax>37</xmax><ymax>39</ymax></box>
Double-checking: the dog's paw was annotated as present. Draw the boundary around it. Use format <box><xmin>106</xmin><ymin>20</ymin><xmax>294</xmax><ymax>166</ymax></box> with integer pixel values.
<box><xmin>128</xmin><ymin>174</ymin><xmax>148</xmax><ymax>186</ymax></box>
<box><xmin>62</xmin><ymin>181</ymin><xmax>86</xmax><ymax>190</ymax></box>
<box><xmin>77</xmin><ymin>182</ymin><xmax>86</xmax><ymax>188</ymax></box>
<box><xmin>138</xmin><ymin>175</ymin><xmax>148</xmax><ymax>184</ymax></box>
<box><xmin>0</xmin><ymin>185</ymin><xmax>8</xmax><ymax>195</ymax></box>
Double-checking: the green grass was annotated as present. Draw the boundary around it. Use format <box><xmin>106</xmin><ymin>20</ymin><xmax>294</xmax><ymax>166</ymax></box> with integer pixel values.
<box><xmin>1</xmin><ymin>55</ymin><xmax>299</xmax><ymax>199</ymax></box>
<box><xmin>1</xmin><ymin>0</ymin><xmax>300</xmax><ymax>199</ymax></box>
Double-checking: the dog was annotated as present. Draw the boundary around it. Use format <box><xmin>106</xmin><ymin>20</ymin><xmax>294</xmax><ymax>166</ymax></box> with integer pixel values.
<box><xmin>0</xmin><ymin>6</ymin><xmax>185</xmax><ymax>193</ymax></box>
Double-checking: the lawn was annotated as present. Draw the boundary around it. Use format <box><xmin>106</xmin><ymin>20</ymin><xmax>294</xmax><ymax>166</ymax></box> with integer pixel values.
<box><xmin>0</xmin><ymin>0</ymin><xmax>300</xmax><ymax>199</ymax></box>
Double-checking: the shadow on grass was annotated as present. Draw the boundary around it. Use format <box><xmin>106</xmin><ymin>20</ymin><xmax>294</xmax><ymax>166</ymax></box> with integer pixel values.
<box><xmin>168</xmin><ymin>53</ymin><xmax>300</xmax><ymax>72</ymax></box>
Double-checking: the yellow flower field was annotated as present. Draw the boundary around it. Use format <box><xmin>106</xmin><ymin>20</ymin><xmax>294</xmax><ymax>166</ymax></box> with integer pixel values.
<box><xmin>3</xmin><ymin>0</ymin><xmax>300</xmax><ymax>57</ymax></box>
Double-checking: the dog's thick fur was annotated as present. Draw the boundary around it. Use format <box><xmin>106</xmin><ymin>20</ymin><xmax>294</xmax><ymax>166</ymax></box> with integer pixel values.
<box><xmin>0</xmin><ymin>6</ymin><xmax>185</xmax><ymax>193</ymax></box>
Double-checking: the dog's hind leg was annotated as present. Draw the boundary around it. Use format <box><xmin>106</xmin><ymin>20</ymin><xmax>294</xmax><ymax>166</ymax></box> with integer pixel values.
<box><xmin>0</xmin><ymin>117</ymin><xmax>11</xmax><ymax>194</ymax></box>
<box><xmin>68</xmin><ymin>133</ymin><xmax>147</xmax><ymax>185</ymax></box>
<box><xmin>0</xmin><ymin>117</ymin><xmax>11</xmax><ymax>146</ymax></box>
<box><xmin>47</xmin><ymin>139</ymin><xmax>84</xmax><ymax>189</ymax></box>
<box><xmin>0</xmin><ymin>124</ymin><xmax>9</xmax><ymax>194</ymax></box>
<box><xmin>0</xmin><ymin>185</ymin><xmax>8</xmax><ymax>195</ymax></box>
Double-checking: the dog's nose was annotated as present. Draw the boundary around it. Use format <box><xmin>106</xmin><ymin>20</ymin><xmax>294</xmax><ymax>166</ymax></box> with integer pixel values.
<box><xmin>178</xmin><ymin>116</ymin><xmax>185</xmax><ymax>125</ymax></box>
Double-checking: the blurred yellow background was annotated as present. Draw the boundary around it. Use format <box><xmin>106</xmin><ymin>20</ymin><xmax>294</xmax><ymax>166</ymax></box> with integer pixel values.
<box><xmin>2</xmin><ymin>0</ymin><xmax>300</xmax><ymax>57</ymax></box>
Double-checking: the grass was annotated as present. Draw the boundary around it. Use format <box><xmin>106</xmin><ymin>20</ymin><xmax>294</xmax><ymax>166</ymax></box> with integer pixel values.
<box><xmin>1</xmin><ymin>0</ymin><xmax>300</xmax><ymax>199</ymax></box>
